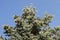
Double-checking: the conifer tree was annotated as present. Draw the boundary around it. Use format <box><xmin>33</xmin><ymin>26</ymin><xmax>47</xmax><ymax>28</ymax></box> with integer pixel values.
<box><xmin>1</xmin><ymin>5</ymin><xmax>60</xmax><ymax>40</ymax></box>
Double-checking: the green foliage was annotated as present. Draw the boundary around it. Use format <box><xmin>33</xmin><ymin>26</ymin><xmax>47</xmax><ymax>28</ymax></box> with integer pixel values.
<box><xmin>1</xmin><ymin>5</ymin><xmax>60</xmax><ymax>40</ymax></box>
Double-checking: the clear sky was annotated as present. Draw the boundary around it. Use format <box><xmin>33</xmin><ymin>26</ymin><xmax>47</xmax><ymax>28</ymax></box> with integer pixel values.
<box><xmin>0</xmin><ymin>0</ymin><xmax>60</xmax><ymax>37</ymax></box>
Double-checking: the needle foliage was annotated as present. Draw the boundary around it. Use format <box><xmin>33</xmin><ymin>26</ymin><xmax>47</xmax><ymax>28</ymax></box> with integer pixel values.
<box><xmin>0</xmin><ymin>5</ymin><xmax>60</xmax><ymax>40</ymax></box>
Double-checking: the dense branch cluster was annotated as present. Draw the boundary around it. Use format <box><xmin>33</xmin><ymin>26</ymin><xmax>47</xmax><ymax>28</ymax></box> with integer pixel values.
<box><xmin>0</xmin><ymin>5</ymin><xmax>60</xmax><ymax>40</ymax></box>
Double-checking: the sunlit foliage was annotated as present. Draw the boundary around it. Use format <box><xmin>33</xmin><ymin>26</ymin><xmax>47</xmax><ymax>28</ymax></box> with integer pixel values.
<box><xmin>0</xmin><ymin>5</ymin><xmax>60</xmax><ymax>40</ymax></box>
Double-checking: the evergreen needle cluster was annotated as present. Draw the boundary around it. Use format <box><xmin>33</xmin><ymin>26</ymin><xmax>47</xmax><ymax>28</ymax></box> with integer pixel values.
<box><xmin>0</xmin><ymin>5</ymin><xmax>60</xmax><ymax>40</ymax></box>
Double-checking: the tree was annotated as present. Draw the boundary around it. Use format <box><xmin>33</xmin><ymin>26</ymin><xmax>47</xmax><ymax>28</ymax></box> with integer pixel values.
<box><xmin>1</xmin><ymin>5</ymin><xmax>60</xmax><ymax>40</ymax></box>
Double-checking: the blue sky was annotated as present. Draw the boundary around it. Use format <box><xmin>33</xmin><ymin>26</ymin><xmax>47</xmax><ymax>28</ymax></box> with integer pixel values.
<box><xmin>0</xmin><ymin>0</ymin><xmax>60</xmax><ymax>37</ymax></box>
